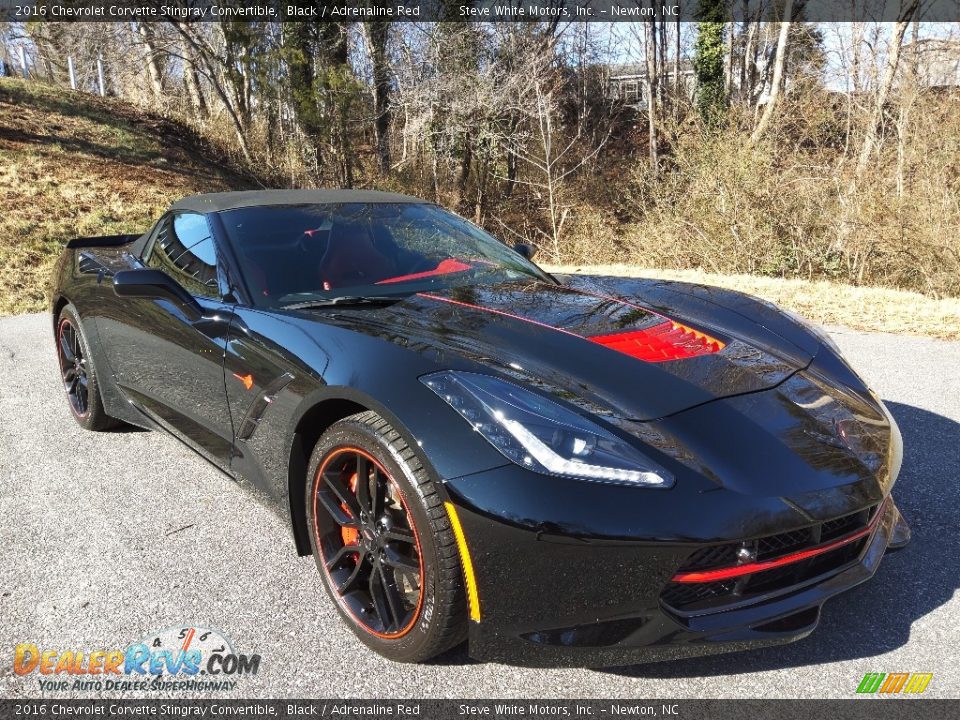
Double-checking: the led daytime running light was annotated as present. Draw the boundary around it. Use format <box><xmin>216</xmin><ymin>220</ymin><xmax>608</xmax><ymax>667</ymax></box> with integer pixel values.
<box><xmin>501</xmin><ymin>417</ymin><xmax>668</xmax><ymax>486</ymax></box>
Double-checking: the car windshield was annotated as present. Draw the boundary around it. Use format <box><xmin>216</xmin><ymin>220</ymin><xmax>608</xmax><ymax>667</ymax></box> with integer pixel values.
<box><xmin>217</xmin><ymin>202</ymin><xmax>552</xmax><ymax>308</ymax></box>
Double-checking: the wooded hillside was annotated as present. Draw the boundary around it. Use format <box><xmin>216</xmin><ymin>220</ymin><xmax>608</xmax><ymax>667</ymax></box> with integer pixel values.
<box><xmin>4</xmin><ymin>10</ymin><xmax>959</xmax><ymax>301</ymax></box>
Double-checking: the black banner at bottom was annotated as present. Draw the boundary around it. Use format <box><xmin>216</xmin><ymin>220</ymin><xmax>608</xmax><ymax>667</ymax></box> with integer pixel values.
<box><xmin>0</xmin><ymin>699</ymin><xmax>956</xmax><ymax>720</ymax></box>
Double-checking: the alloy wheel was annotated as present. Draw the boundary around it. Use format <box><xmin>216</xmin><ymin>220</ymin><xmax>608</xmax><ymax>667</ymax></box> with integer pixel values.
<box><xmin>57</xmin><ymin>319</ymin><xmax>89</xmax><ymax>418</ymax></box>
<box><xmin>312</xmin><ymin>447</ymin><xmax>425</xmax><ymax>639</ymax></box>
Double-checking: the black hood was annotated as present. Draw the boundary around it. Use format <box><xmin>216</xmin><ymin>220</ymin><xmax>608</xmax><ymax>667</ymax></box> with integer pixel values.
<box><xmin>314</xmin><ymin>275</ymin><xmax>820</xmax><ymax>422</ymax></box>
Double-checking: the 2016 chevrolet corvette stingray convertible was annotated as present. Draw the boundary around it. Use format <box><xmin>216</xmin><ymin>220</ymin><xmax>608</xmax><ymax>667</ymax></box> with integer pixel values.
<box><xmin>51</xmin><ymin>189</ymin><xmax>911</xmax><ymax>667</ymax></box>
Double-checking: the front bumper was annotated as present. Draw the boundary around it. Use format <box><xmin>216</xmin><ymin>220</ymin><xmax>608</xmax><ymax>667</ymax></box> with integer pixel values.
<box><xmin>445</xmin><ymin>467</ymin><xmax>906</xmax><ymax>668</ymax></box>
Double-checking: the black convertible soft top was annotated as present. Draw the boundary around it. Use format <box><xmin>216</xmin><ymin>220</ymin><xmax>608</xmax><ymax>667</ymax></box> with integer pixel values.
<box><xmin>63</xmin><ymin>191</ymin><xmax>425</xmax><ymax>258</ymax></box>
<box><xmin>172</xmin><ymin>189</ymin><xmax>423</xmax><ymax>214</ymax></box>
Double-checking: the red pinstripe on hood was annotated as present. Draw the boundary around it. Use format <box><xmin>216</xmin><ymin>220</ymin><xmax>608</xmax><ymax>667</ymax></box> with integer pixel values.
<box><xmin>417</xmin><ymin>291</ymin><xmax>724</xmax><ymax>362</ymax></box>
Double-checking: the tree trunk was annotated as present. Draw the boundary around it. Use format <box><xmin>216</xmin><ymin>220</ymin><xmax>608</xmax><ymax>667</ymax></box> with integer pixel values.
<box><xmin>363</xmin><ymin>22</ymin><xmax>392</xmax><ymax>175</ymax></box>
<box><xmin>725</xmin><ymin>20</ymin><xmax>735</xmax><ymax>95</ymax></box>
<box><xmin>748</xmin><ymin>0</ymin><xmax>793</xmax><ymax>146</ymax></box>
<box><xmin>324</xmin><ymin>23</ymin><xmax>353</xmax><ymax>187</ymax></box>
<box><xmin>645</xmin><ymin>19</ymin><xmax>658</xmax><ymax>173</ymax></box>
<box><xmin>180</xmin><ymin>37</ymin><xmax>207</xmax><ymax>119</ymax></box>
<box><xmin>172</xmin><ymin>22</ymin><xmax>252</xmax><ymax>162</ymax></box>
<box><xmin>911</xmin><ymin>18</ymin><xmax>920</xmax><ymax>76</ymax></box>
<box><xmin>240</xmin><ymin>45</ymin><xmax>252</xmax><ymax>128</ymax></box>
<box><xmin>673</xmin><ymin>11</ymin><xmax>681</xmax><ymax>103</ymax></box>
<box><xmin>855</xmin><ymin>8</ymin><xmax>917</xmax><ymax>178</ymax></box>
<box><xmin>338</xmin><ymin>117</ymin><xmax>353</xmax><ymax>188</ymax></box>
<box><xmin>504</xmin><ymin>113</ymin><xmax>519</xmax><ymax>198</ymax></box>
<box><xmin>658</xmin><ymin>17</ymin><xmax>667</xmax><ymax>106</ymax></box>
<box><xmin>747</xmin><ymin>22</ymin><xmax>760</xmax><ymax>101</ymax></box>
<box><xmin>137</xmin><ymin>23</ymin><xmax>164</xmax><ymax>100</ymax></box>
<box><xmin>851</xmin><ymin>22</ymin><xmax>863</xmax><ymax>93</ymax></box>
<box><xmin>740</xmin><ymin>2</ymin><xmax>758</xmax><ymax>104</ymax></box>
<box><xmin>218</xmin><ymin>24</ymin><xmax>252</xmax><ymax>133</ymax></box>
<box><xmin>456</xmin><ymin>133</ymin><xmax>472</xmax><ymax>211</ymax></box>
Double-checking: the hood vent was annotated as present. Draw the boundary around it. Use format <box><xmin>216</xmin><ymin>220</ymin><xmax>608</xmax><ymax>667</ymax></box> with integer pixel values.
<box><xmin>589</xmin><ymin>321</ymin><xmax>724</xmax><ymax>363</ymax></box>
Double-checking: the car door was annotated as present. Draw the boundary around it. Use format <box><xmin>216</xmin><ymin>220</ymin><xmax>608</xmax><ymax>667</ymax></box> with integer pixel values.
<box><xmin>97</xmin><ymin>212</ymin><xmax>236</xmax><ymax>469</ymax></box>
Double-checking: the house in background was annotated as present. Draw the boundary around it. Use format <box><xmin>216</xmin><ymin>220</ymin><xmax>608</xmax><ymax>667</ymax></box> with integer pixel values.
<box><xmin>605</xmin><ymin>62</ymin><xmax>696</xmax><ymax>107</ymax></box>
<box><xmin>899</xmin><ymin>38</ymin><xmax>960</xmax><ymax>89</ymax></box>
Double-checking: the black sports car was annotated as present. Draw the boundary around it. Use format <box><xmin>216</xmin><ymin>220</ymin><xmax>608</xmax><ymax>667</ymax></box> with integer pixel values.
<box><xmin>51</xmin><ymin>190</ymin><xmax>910</xmax><ymax>667</ymax></box>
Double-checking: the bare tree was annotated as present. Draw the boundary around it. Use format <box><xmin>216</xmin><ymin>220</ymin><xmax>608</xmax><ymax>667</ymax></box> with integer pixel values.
<box><xmin>749</xmin><ymin>0</ymin><xmax>793</xmax><ymax>145</ymax></box>
<box><xmin>738</xmin><ymin>0</ymin><xmax>763</xmax><ymax>105</ymax></box>
<box><xmin>499</xmin><ymin>76</ymin><xmax>609</xmax><ymax>260</ymax></box>
<box><xmin>725</xmin><ymin>17</ymin><xmax>735</xmax><ymax>95</ymax></box>
<box><xmin>136</xmin><ymin>23</ymin><xmax>164</xmax><ymax>101</ymax></box>
<box><xmin>179</xmin><ymin>35</ymin><xmax>207</xmax><ymax>120</ymax></box>
<box><xmin>362</xmin><ymin>22</ymin><xmax>392</xmax><ymax>175</ymax></box>
<box><xmin>855</xmin><ymin>2</ymin><xmax>920</xmax><ymax>178</ymax></box>
<box><xmin>169</xmin><ymin>21</ymin><xmax>253</xmax><ymax>162</ymax></box>
<box><xmin>673</xmin><ymin>9</ymin><xmax>681</xmax><ymax>102</ymax></box>
<box><xmin>644</xmin><ymin>19</ymin><xmax>658</xmax><ymax>172</ymax></box>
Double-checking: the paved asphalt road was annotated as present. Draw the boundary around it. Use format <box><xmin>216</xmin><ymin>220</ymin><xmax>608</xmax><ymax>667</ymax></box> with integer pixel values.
<box><xmin>1</xmin><ymin>312</ymin><xmax>958</xmax><ymax>699</ymax></box>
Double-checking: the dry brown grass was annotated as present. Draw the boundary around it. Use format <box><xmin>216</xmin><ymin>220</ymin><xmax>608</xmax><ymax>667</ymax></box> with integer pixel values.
<box><xmin>0</xmin><ymin>78</ymin><xmax>254</xmax><ymax>315</ymax></box>
<box><xmin>3</xmin><ymin>77</ymin><xmax>958</xmax><ymax>342</ymax></box>
<box><xmin>551</xmin><ymin>90</ymin><xmax>960</xmax><ymax>301</ymax></box>
<box><xmin>546</xmin><ymin>264</ymin><xmax>960</xmax><ymax>341</ymax></box>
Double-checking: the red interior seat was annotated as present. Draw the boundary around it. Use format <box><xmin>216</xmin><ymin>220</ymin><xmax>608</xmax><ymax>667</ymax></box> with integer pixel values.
<box><xmin>319</xmin><ymin>222</ymin><xmax>396</xmax><ymax>289</ymax></box>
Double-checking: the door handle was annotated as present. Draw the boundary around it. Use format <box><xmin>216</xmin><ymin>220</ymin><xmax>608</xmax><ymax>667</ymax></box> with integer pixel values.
<box><xmin>192</xmin><ymin>310</ymin><xmax>247</xmax><ymax>339</ymax></box>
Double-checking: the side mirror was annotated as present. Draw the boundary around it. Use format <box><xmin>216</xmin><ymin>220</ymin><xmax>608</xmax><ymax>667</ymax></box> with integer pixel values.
<box><xmin>513</xmin><ymin>242</ymin><xmax>537</xmax><ymax>261</ymax></box>
<box><xmin>113</xmin><ymin>269</ymin><xmax>203</xmax><ymax>320</ymax></box>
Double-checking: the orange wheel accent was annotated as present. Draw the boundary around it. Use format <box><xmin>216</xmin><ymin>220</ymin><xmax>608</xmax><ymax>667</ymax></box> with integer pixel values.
<box><xmin>340</xmin><ymin>473</ymin><xmax>360</xmax><ymax>547</ymax></box>
<box><xmin>312</xmin><ymin>447</ymin><xmax>425</xmax><ymax>639</ymax></box>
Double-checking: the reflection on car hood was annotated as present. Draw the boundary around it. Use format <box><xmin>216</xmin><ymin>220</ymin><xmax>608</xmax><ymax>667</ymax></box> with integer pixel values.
<box><xmin>313</xmin><ymin>275</ymin><xmax>819</xmax><ymax>422</ymax></box>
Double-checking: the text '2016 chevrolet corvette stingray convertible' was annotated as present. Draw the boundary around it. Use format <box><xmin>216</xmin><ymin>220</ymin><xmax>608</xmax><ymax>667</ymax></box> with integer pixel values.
<box><xmin>50</xmin><ymin>190</ymin><xmax>911</xmax><ymax>666</ymax></box>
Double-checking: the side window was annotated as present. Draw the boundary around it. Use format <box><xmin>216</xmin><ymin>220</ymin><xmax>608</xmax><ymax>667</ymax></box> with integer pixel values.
<box><xmin>146</xmin><ymin>213</ymin><xmax>220</xmax><ymax>299</ymax></box>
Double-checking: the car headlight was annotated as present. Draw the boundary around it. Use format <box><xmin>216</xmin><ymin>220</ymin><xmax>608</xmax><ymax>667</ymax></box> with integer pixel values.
<box><xmin>421</xmin><ymin>371</ymin><xmax>674</xmax><ymax>488</ymax></box>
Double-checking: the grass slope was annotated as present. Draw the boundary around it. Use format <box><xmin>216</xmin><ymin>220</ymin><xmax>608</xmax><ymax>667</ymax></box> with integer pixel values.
<box><xmin>1</xmin><ymin>78</ymin><xmax>955</xmax><ymax>340</ymax></box>
<box><xmin>0</xmin><ymin>78</ymin><xmax>256</xmax><ymax>315</ymax></box>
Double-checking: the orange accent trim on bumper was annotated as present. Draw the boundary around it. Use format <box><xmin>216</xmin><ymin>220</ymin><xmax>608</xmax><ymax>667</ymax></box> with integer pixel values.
<box><xmin>672</xmin><ymin>498</ymin><xmax>888</xmax><ymax>584</ymax></box>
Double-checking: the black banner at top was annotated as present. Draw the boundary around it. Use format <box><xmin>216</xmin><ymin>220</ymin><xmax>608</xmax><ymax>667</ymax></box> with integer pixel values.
<box><xmin>2</xmin><ymin>0</ymin><xmax>960</xmax><ymax>23</ymax></box>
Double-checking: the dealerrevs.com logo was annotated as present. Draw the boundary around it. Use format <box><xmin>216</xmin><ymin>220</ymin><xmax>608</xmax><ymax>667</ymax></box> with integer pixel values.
<box><xmin>13</xmin><ymin>626</ymin><xmax>260</xmax><ymax>692</ymax></box>
<box><xmin>856</xmin><ymin>673</ymin><xmax>933</xmax><ymax>695</ymax></box>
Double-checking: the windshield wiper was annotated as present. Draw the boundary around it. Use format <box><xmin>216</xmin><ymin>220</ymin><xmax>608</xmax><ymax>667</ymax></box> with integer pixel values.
<box><xmin>283</xmin><ymin>295</ymin><xmax>404</xmax><ymax>310</ymax></box>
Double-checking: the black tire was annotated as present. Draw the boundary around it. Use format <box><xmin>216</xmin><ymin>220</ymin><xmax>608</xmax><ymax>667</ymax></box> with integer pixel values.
<box><xmin>55</xmin><ymin>305</ymin><xmax>120</xmax><ymax>431</ymax></box>
<box><xmin>305</xmin><ymin>410</ymin><xmax>467</xmax><ymax>662</ymax></box>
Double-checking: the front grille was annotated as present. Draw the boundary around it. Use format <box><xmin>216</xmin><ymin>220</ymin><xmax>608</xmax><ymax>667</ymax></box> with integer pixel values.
<box><xmin>677</xmin><ymin>544</ymin><xmax>740</xmax><ymax>571</ymax></box>
<box><xmin>821</xmin><ymin>506</ymin><xmax>872</xmax><ymax>541</ymax></box>
<box><xmin>757</xmin><ymin>527</ymin><xmax>812</xmax><ymax>559</ymax></box>
<box><xmin>662</xmin><ymin>504</ymin><xmax>878</xmax><ymax>613</ymax></box>
<box><xmin>661</xmin><ymin>580</ymin><xmax>738</xmax><ymax>608</ymax></box>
